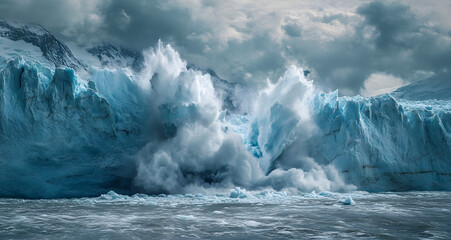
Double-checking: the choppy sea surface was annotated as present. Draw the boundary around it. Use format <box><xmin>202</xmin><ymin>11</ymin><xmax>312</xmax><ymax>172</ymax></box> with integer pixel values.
<box><xmin>1</xmin><ymin>190</ymin><xmax>450</xmax><ymax>239</ymax></box>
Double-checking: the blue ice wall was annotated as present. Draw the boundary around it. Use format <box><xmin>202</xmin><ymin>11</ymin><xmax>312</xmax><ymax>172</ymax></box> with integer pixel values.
<box><xmin>309</xmin><ymin>93</ymin><xmax>451</xmax><ymax>191</ymax></box>
<box><xmin>0</xmin><ymin>59</ymin><xmax>147</xmax><ymax>198</ymax></box>
<box><xmin>0</xmin><ymin>48</ymin><xmax>449</xmax><ymax>198</ymax></box>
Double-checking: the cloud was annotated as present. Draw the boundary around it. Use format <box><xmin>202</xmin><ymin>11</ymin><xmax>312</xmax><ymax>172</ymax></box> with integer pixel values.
<box><xmin>358</xmin><ymin>2</ymin><xmax>417</xmax><ymax>50</ymax></box>
<box><xmin>283</xmin><ymin>1</ymin><xmax>451</xmax><ymax>94</ymax></box>
<box><xmin>0</xmin><ymin>0</ymin><xmax>449</xmax><ymax>95</ymax></box>
<box><xmin>282</xmin><ymin>23</ymin><xmax>302</xmax><ymax>37</ymax></box>
<box><xmin>0</xmin><ymin>0</ymin><xmax>104</xmax><ymax>42</ymax></box>
<box><xmin>360</xmin><ymin>73</ymin><xmax>405</xmax><ymax>97</ymax></box>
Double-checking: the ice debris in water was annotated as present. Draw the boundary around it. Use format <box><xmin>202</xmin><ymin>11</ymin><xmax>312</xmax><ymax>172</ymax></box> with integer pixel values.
<box><xmin>99</xmin><ymin>190</ymin><xmax>123</xmax><ymax>200</ymax></box>
<box><xmin>228</xmin><ymin>188</ymin><xmax>287</xmax><ymax>199</ymax></box>
<box><xmin>229</xmin><ymin>187</ymin><xmax>249</xmax><ymax>198</ymax></box>
<box><xmin>256</xmin><ymin>189</ymin><xmax>288</xmax><ymax>197</ymax></box>
<box><xmin>341</xmin><ymin>195</ymin><xmax>355</xmax><ymax>205</ymax></box>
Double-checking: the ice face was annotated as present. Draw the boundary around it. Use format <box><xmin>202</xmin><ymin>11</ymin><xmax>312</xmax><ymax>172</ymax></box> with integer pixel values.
<box><xmin>309</xmin><ymin>93</ymin><xmax>451</xmax><ymax>191</ymax></box>
<box><xmin>0</xmin><ymin>58</ymin><xmax>146</xmax><ymax>198</ymax></box>
<box><xmin>0</xmin><ymin>40</ymin><xmax>450</xmax><ymax>198</ymax></box>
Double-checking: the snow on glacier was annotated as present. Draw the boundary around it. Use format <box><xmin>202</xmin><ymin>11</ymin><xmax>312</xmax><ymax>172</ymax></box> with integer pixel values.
<box><xmin>391</xmin><ymin>75</ymin><xmax>451</xmax><ymax>101</ymax></box>
<box><xmin>0</xmin><ymin>39</ymin><xmax>450</xmax><ymax>198</ymax></box>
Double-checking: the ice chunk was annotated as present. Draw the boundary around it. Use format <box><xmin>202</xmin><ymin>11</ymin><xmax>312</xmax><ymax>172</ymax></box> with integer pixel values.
<box><xmin>99</xmin><ymin>191</ymin><xmax>124</xmax><ymax>200</ymax></box>
<box><xmin>230</xmin><ymin>187</ymin><xmax>249</xmax><ymax>198</ymax></box>
<box><xmin>341</xmin><ymin>196</ymin><xmax>356</xmax><ymax>205</ymax></box>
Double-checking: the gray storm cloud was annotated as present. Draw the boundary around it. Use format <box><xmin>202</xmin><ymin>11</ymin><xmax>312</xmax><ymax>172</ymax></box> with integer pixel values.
<box><xmin>0</xmin><ymin>0</ymin><xmax>449</xmax><ymax>94</ymax></box>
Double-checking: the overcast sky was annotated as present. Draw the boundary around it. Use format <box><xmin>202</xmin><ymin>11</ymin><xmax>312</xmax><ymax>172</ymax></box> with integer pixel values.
<box><xmin>0</xmin><ymin>0</ymin><xmax>450</xmax><ymax>95</ymax></box>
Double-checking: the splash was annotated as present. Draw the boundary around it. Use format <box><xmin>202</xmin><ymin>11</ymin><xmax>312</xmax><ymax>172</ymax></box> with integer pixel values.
<box><xmin>132</xmin><ymin>42</ymin><xmax>355</xmax><ymax>194</ymax></box>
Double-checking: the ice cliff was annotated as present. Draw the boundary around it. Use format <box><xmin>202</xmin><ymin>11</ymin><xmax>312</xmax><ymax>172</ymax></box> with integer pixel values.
<box><xmin>0</xmin><ymin>58</ymin><xmax>149</xmax><ymax>198</ymax></box>
<box><xmin>0</xmin><ymin>21</ymin><xmax>449</xmax><ymax>198</ymax></box>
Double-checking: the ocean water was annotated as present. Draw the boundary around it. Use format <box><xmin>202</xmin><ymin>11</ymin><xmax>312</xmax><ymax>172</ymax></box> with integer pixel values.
<box><xmin>1</xmin><ymin>190</ymin><xmax>450</xmax><ymax>239</ymax></box>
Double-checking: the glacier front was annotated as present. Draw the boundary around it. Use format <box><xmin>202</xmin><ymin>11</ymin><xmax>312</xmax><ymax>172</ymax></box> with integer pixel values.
<box><xmin>0</xmin><ymin>39</ymin><xmax>450</xmax><ymax>198</ymax></box>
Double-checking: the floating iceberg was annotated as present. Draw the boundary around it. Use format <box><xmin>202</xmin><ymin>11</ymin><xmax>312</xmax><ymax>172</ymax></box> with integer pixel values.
<box><xmin>341</xmin><ymin>196</ymin><xmax>356</xmax><ymax>205</ymax></box>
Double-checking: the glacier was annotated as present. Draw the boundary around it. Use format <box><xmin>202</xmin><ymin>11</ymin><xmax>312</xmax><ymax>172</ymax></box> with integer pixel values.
<box><xmin>0</xmin><ymin>23</ymin><xmax>450</xmax><ymax>198</ymax></box>
<box><xmin>0</xmin><ymin>58</ymin><xmax>145</xmax><ymax>198</ymax></box>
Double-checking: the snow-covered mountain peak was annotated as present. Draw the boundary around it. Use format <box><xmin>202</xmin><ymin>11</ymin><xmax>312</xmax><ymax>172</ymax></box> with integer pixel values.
<box><xmin>0</xmin><ymin>20</ymin><xmax>48</xmax><ymax>36</ymax></box>
<box><xmin>0</xmin><ymin>19</ymin><xmax>83</xmax><ymax>70</ymax></box>
<box><xmin>85</xmin><ymin>43</ymin><xmax>144</xmax><ymax>72</ymax></box>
